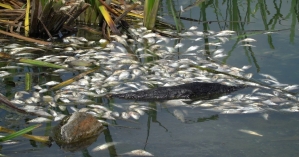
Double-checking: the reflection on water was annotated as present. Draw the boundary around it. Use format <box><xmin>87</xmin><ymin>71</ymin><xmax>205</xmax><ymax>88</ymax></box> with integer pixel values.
<box><xmin>0</xmin><ymin>0</ymin><xmax>299</xmax><ymax>156</ymax></box>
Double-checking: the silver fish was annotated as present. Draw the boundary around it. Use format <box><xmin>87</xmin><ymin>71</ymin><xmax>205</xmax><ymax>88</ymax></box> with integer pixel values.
<box><xmin>92</xmin><ymin>142</ymin><xmax>120</xmax><ymax>151</ymax></box>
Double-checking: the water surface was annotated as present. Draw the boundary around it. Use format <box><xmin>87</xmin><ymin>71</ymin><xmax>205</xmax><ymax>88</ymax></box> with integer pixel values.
<box><xmin>1</xmin><ymin>0</ymin><xmax>299</xmax><ymax>156</ymax></box>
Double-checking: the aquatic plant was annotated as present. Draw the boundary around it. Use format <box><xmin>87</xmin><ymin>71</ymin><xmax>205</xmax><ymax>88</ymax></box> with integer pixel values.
<box><xmin>143</xmin><ymin>0</ymin><xmax>160</xmax><ymax>30</ymax></box>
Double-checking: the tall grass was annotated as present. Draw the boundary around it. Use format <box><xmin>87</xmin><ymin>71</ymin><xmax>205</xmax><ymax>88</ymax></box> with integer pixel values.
<box><xmin>143</xmin><ymin>0</ymin><xmax>160</xmax><ymax>30</ymax></box>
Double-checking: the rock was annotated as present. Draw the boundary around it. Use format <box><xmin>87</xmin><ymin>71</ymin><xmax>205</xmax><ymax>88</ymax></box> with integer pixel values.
<box><xmin>52</xmin><ymin>112</ymin><xmax>105</xmax><ymax>152</ymax></box>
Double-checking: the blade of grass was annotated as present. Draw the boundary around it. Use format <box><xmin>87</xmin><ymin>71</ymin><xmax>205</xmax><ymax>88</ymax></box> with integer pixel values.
<box><xmin>98</xmin><ymin>5</ymin><xmax>120</xmax><ymax>35</ymax></box>
<box><xmin>0</xmin><ymin>124</ymin><xmax>41</xmax><ymax>142</ymax></box>
<box><xmin>143</xmin><ymin>0</ymin><xmax>160</xmax><ymax>30</ymax></box>
<box><xmin>0</xmin><ymin>125</ymin><xmax>51</xmax><ymax>144</ymax></box>
<box><xmin>166</xmin><ymin>0</ymin><xmax>182</xmax><ymax>32</ymax></box>
<box><xmin>50</xmin><ymin>67</ymin><xmax>100</xmax><ymax>91</ymax></box>
<box><xmin>18</xmin><ymin>58</ymin><xmax>67</xmax><ymax>69</ymax></box>
<box><xmin>25</xmin><ymin>72</ymin><xmax>32</xmax><ymax>91</ymax></box>
<box><xmin>0</xmin><ymin>3</ymin><xmax>13</xmax><ymax>9</ymax></box>
<box><xmin>25</xmin><ymin>0</ymin><xmax>30</xmax><ymax>36</ymax></box>
<box><xmin>0</xmin><ymin>53</ymin><xmax>67</xmax><ymax>70</ymax></box>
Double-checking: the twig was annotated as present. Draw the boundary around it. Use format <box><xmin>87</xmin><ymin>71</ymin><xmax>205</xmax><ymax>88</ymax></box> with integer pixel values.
<box><xmin>0</xmin><ymin>30</ymin><xmax>51</xmax><ymax>45</ymax></box>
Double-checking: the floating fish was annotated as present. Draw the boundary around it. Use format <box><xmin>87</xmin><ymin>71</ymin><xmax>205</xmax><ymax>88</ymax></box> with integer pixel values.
<box><xmin>239</xmin><ymin>129</ymin><xmax>263</xmax><ymax>137</ymax></box>
<box><xmin>28</xmin><ymin>117</ymin><xmax>51</xmax><ymax>123</ymax></box>
<box><xmin>92</xmin><ymin>142</ymin><xmax>120</xmax><ymax>151</ymax></box>
<box><xmin>120</xmin><ymin>149</ymin><xmax>154</xmax><ymax>156</ymax></box>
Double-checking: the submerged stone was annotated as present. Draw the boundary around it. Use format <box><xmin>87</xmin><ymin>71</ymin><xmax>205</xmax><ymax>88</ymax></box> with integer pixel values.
<box><xmin>52</xmin><ymin>112</ymin><xmax>105</xmax><ymax>152</ymax></box>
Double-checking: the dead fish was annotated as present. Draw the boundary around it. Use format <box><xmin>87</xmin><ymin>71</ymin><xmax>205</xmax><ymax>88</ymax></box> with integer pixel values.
<box><xmin>128</xmin><ymin>111</ymin><xmax>140</xmax><ymax>120</ymax></box>
<box><xmin>0</xmin><ymin>66</ymin><xmax>21</xmax><ymax>69</ymax></box>
<box><xmin>239</xmin><ymin>129</ymin><xmax>263</xmax><ymax>137</ymax></box>
<box><xmin>261</xmin><ymin>113</ymin><xmax>269</xmax><ymax>120</ymax></box>
<box><xmin>213</xmin><ymin>53</ymin><xmax>227</xmax><ymax>58</ymax></box>
<box><xmin>174</xmin><ymin>43</ymin><xmax>184</xmax><ymax>49</ymax></box>
<box><xmin>28</xmin><ymin>117</ymin><xmax>51</xmax><ymax>123</ymax></box>
<box><xmin>240</xmin><ymin>44</ymin><xmax>256</xmax><ymax>47</ymax></box>
<box><xmin>134</xmin><ymin>108</ymin><xmax>145</xmax><ymax>116</ymax></box>
<box><xmin>0</xmin><ymin>71</ymin><xmax>11</xmax><ymax>77</ymax></box>
<box><xmin>88</xmin><ymin>104</ymin><xmax>110</xmax><ymax>112</ymax></box>
<box><xmin>188</xmin><ymin>26</ymin><xmax>198</xmax><ymax>30</ymax></box>
<box><xmin>173</xmin><ymin>109</ymin><xmax>185</xmax><ymax>122</ymax></box>
<box><xmin>121</xmin><ymin>112</ymin><xmax>130</xmax><ymax>119</ymax></box>
<box><xmin>260</xmin><ymin>73</ymin><xmax>278</xmax><ymax>82</ymax></box>
<box><xmin>111</xmin><ymin>111</ymin><xmax>120</xmax><ymax>117</ymax></box>
<box><xmin>244</xmin><ymin>73</ymin><xmax>253</xmax><ymax>79</ymax></box>
<box><xmin>142</xmin><ymin>33</ymin><xmax>157</xmax><ymax>38</ymax></box>
<box><xmin>119</xmin><ymin>71</ymin><xmax>130</xmax><ymax>80</ymax></box>
<box><xmin>14</xmin><ymin>91</ymin><xmax>29</xmax><ymax>100</ymax></box>
<box><xmin>185</xmin><ymin>45</ymin><xmax>199</xmax><ymax>53</ymax></box>
<box><xmin>283</xmin><ymin>85</ymin><xmax>299</xmax><ymax>91</ymax></box>
<box><xmin>92</xmin><ymin>142</ymin><xmax>120</xmax><ymax>151</ymax></box>
<box><xmin>54</xmin><ymin>114</ymin><xmax>66</xmax><ymax>121</ymax></box>
<box><xmin>238</xmin><ymin>38</ymin><xmax>257</xmax><ymax>43</ymax></box>
<box><xmin>42</xmin><ymin>81</ymin><xmax>60</xmax><ymax>86</ymax></box>
<box><xmin>256</xmin><ymin>92</ymin><xmax>274</xmax><ymax>97</ymax></box>
<box><xmin>10</xmin><ymin>99</ymin><xmax>25</xmax><ymax>105</ymax></box>
<box><xmin>242</xmin><ymin>65</ymin><xmax>252</xmax><ymax>70</ymax></box>
<box><xmin>262</xmin><ymin>100</ymin><xmax>277</xmax><ymax>106</ymax></box>
<box><xmin>110</xmin><ymin>35</ymin><xmax>128</xmax><ymax>46</ymax></box>
<box><xmin>121</xmin><ymin>149</ymin><xmax>154</xmax><ymax>156</ymax></box>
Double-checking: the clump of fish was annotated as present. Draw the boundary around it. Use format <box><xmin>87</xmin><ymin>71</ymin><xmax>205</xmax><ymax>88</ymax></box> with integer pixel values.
<box><xmin>0</xmin><ymin>25</ymin><xmax>298</xmax><ymax>124</ymax></box>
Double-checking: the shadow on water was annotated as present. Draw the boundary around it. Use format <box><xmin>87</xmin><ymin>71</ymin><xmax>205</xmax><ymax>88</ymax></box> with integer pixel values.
<box><xmin>0</xmin><ymin>0</ymin><xmax>299</xmax><ymax>156</ymax></box>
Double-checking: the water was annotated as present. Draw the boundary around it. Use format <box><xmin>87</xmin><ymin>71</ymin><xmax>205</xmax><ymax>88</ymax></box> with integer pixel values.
<box><xmin>1</xmin><ymin>0</ymin><xmax>299</xmax><ymax>156</ymax></box>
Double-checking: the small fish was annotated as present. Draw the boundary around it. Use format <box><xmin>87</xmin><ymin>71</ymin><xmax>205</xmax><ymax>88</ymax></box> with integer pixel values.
<box><xmin>185</xmin><ymin>46</ymin><xmax>199</xmax><ymax>52</ymax></box>
<box><xmin>0</xmin><ymin>66</ymin><xmax>21</xmax><ymax>69</ymax></box>
<box><xmin>142</xmin><ymin>33</ymin><xmax>157</xmax><ymax>38</ymax></box>
<box><xmin>242</xmin><ymin>65</ymin><xmax>252</xmax><ymax>70</ymax></box>
<box><xmin>240</xmin><ymin>44</ymin><xmax>256</xmax><ymax>47</ymax></box>
<box><xmin>173</xmin><ymin>109</ymin><xmax>185</xmax><ymax>122</ymax></box>
<box><xmin>238</xmin><ymin>38</ymin><xmax>257</xmax><ymax>43</ymax></box>
<box><xmin>28</xmin><ymin>117</ymin><xmax>51</xmax><ymax>123</ymax></box>
<box><xmin>128</xmin><ymin>111</ymin><xmax>140</xmax><ymax>120</ymax></box>
<box><xmin>244</xmin><ymin>73</ymin><xmax>253</xmax><ymax>79</ymax></box>
<box><xmin>70</xmin><ymin>106</ymin><xmax>78</xmax><ymax>112</ymax></box>
<box><xmin>121</xmin><ymin>149</ymin><xmax>154</xmax><ymax>156</ymax></box>
<box><xmin>14</xmin><ymin>91</ymin><xmax>29</xmax><ymax>100</ymax></box>
<box><xmin>213</xmin><ymin>53</ymin><xmax>227</xmax><ymax>58</ymax></box>
<box><xmin>262</xmin><ymin>100</ymin><xmax>277</xmax><ymax>106</ymax></box>
<box><xmin>256</xmin><ymin>92</ymin><xmax>274</xmax><ymax>97</ymax></box>
<box><xmin>92</xmin><ymin>142</ymin><xmax>120</xmax><ymax>151</ymax></box>
<box><xmin>239</xmin><ymin>129</ymin><xmax>263</xmax><ymax>136</ymax></box>
<box><xmin>110</xmin><ymin>35</ymin><xmax>128</xmax><ymax>46</ymax></box>
<box><xmin>111</xmin><ymin>111</ymin><xmax>120</xmax><ymax>117</ymax></box>
<box><xmin>283</xmin><ymin>85</ymin><xmax>299</xmax><ymax>91</ymax></box>
<box><xmin>134</xmin><ymin>108</ymin><xmax>145</xmax><ymax>116</ymax></box>
<box><xmin>42</xmin><ymin>81</ymin><xmax>60</xmax><ymax>86</ymax></box>
<box><xmin>10</xmin><ymin>99</ymin><xmax>25</xmax><ymax>105</ymax></box>
<box><xmin>118</xmin><ymin>71</ymin><xmax>130</xmax><ymax>80</ymax></box>
<box><xmin>213</xmin><ymin>49</ymin><xmax>224</xmax><ymax>55</ymax></box>
<box><xmin>54</xmin><ymin>114</ymin><xmax>66</xmax><ymax>121</ymax></box>
<box><xmin>58</xmin><ymin>105</ymin><xmax>67</xmax><ymax>111</ymax></box>
<box><xmin>198</xmin><ymin>103</ymin><xmax>214</xmax><ymax>107</ymax></box>
<box><xmin>188</xmin><ymin>26</ymin><xmax>198</xmax><ymax>30</ymax></box>
<box><xmin>261</xmin><ymin>113</ymin><xmax>269</xmax><ymax>120</ymax></box>
<box><xmin>251</xmin><ymin>88</ymin><xmax>260</xmax><ymax>93</ymax></box>
<box><xmin>260</xmin><ymin>73</ymin><xmax>278</xmax><ymax>82</ymax></box>
<box><xmin>59</xmin><ymin>98</ymin><xmax>70</xmax><ymax>103</ymax></box>
<box><xmin>88</xmin><ymin>104</ymin><xmax>110</xmax><ymax>112</ymax></box>
<box><xmin>121</xmin><ymin>112</ymin><xmax>130</xmax><ymax>119</ymax></box>
<box><xmin>0</xmin><ymin>71</ymin><xmax>10</xmax><ymax>77</ymax></box>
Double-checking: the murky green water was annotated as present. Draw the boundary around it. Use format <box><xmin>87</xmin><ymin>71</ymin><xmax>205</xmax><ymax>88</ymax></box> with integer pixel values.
<box><xmin>1</xmin><ymin>0</ymin><xmax>299</xmax><ymax>156</ymax></box>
